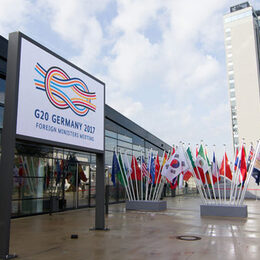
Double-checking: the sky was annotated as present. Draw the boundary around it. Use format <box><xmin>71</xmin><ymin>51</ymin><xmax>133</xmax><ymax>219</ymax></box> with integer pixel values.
<box><xmin>1</xmin><ymin>0</ymin><xmax>260</xmax><ymax>160</ymax></box>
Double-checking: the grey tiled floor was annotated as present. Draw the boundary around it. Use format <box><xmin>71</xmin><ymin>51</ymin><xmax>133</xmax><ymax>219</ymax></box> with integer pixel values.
<box><xmin>9</xmin><ymin>195</ymin><xmax>260</xmax><ymax>259</ymax></box>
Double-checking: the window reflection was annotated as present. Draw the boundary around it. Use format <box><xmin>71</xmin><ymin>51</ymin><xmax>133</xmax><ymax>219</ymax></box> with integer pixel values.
<box><xmin>0</xmin><ymin>78</ymin><xmax>5</xmax><ymax>104</ymax></box>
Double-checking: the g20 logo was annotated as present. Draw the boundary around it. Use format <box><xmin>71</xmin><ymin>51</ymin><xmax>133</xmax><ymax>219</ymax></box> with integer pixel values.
<box><xmin>34</xmin><ymin>63</ymin><xmax>96</xmax><ymax>117</ymax></box>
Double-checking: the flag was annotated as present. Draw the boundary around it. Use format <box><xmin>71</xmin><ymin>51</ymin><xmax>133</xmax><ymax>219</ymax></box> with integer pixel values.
<box><xmin>239</xmin><ymin>145</ymin><xmax>247</xmax><ymax>186</ymax></box>
<box><xmin>183</xmin><ymin>171</ymin><xmax>193</xmax><ymax>182</ymax></box>
<box><xmin>154</xmin><ymin>154</ymin><xmax>161</xmax><ymax>184</ymax></box>
<box><xmin>167</xmin><ymin>176</ymin><xmax>178</xmax><ymax>190</ymax></box>
<box><xmin>247</xmin><ymin>144</ymin><xmax>255</xmax><ymax>171</ymax></box>
<box><xmin>123</xmin><ymin>153</ymin><xmax>132</xmax><ymax>179</ymax></box>
<box><xmin>211</xmin><ymin>152</ymin><xmax>220</xmax><ymax>183</ymax></box>
<box><xmin>186</xmin><ymin>147</ymin><xmax>205</xmax><ymax>183</ymax></box>
<box><xmin>111</xmin><ymin>151</ymin><xmax>120</xmax><ymax>186</ymax></box>
<box><xmin>220</xmin><ymin>153</ymin><xmax>232</xmax><ymax>181</ymax></box>
<box><xmin>118</xmin><ymin>153</ymin><xmax>128</xmax><ymax>186</ymax></box>
<box><xmin>195</xmin><ymin>145</ymin><xmax>209</xmax><ymax>184</ymax></box>
<box><xmin>204</xmin><ymin>147</ymin><xmax>217</xmax><ymax>184</ymax></box>
<box><xmin>141</xmin><ymin>157</ymin><xmax>150</xmax><ymax>179</ymax></box>
<box><xmin>161</xmin><ymin>147</ymin><xmax>189</xmax><ymax>182</ymax></box>
<box><xmin>252</xmin><ymin>144</ymin><xmax>260</xmax><ymax>185</ymax></box>
<box><xmin>162</xmin><ymin>152</ymin><xmax>168</xmax><ymax>167</ymax></box>
<box><xmin>234</xmin><ymin>147</ymin><xmax>239</xmax><ymax>172</ymax></box>
<box><xmin>196</xmin><ymin>145</ymin><xmax>209</xmax><ymax>173</ymax></box>
<box><xmin>131</xmin><ymin>155</ymin><xmax>142</xmax><ymax>181</ymax></box>
<box><xmin>179</xmin><ymin>172</ymin><xmax>184</xmax><ymax>188</ymax></box>
<box><xmin>147</xmin><ymin>154</ymin><xmax>155</xmax><ymax>183</ymax></box>
<box><xmin>196</xmin><ymin>146</ymin><xmax>199</xmax><ymax>157</ymax></box>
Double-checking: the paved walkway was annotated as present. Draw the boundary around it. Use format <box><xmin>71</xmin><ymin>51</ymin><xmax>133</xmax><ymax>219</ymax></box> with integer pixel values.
<box><xmin>9</xmin><ymin>195</ymin><xmax>260</xmax><ymax>260</ymax></box>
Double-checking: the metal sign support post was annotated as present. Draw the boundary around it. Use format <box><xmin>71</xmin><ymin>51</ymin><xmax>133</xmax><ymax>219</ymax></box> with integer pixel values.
<box><xmin>0</xmin><ymin>31</ymin><xmax>107</xmax><ymax>259</ymax></box>
<box><xmin>95</xmin><ymin>153</ymin><xmax>106</xmax><ymax>230</ymax></box>
<box><xmin>0</xmin><ymin>32</ymin><xmax>20</xmax><ymax>259</ymax></box>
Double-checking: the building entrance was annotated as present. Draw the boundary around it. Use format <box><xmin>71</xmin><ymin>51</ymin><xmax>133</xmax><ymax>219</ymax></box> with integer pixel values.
<box><xmin>11</xmin><ymin>142</ymin><xmax>97</xmax><ymax>217</ymax></box>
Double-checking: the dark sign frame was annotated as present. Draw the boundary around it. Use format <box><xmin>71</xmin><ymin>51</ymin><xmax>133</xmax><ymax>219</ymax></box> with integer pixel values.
<box><xmin>0</xmin><ymin>32</ymin><xmax>106</xmax><ymax>259</ymax></box>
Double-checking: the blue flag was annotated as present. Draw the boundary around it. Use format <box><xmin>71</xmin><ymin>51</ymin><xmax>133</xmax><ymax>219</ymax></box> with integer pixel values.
<box><xmin>111</xmin><ymin>151</ymin><xmax>120</xmax><ymax>186</ymax></box>
<box><xmin>148</xmin><ymin>154</ymin><xmax>155</xmax><ymax>184</ymax></box>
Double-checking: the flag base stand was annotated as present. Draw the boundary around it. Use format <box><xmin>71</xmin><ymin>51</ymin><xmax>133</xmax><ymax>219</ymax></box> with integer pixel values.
<box><xmin>200</xmin><ymin>204</ymin><xmax>247</xmax><ymax>218</ymax></box>
<box><xmin>126</xmin><ymin>200</ymin><xmax>167</xmax><ymax>211</ymax></box>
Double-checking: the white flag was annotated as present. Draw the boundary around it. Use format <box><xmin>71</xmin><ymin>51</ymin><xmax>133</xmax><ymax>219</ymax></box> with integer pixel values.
<box><xmin>123</xmin><ymin>153</ymin><xmax>132</xmax><ymax>179</ymax></box>
<box><xmin>161</xmin><ymin>147</ymin><xmax>189</xmax><ymax>182</ymax></box>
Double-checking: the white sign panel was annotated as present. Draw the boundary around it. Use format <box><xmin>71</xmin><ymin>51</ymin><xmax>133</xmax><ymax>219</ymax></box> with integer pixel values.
<box><xmin>16</xmin><ymin>38</ymin><xmax>104</xmax><ymax>151</ymax></box>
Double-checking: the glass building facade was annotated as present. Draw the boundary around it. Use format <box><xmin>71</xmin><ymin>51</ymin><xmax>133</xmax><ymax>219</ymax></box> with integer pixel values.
<box><xmin>0</xmin><ymin>35</ymin><xmax>175</xmax><ymax>217</ymax></box>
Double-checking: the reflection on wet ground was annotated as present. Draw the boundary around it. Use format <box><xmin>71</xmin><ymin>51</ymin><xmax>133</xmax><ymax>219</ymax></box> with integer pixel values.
<box><xmin>10</xmin><ymin>195</ymin><xmax>260</xmax><ymax>259</ymax></box>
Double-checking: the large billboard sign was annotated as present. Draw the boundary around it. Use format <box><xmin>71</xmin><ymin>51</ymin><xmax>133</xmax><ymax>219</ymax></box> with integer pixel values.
<box><xmin>16</xmin><ymin>36</ymin><xmax>105</xmax><ymax>152</ymax></box>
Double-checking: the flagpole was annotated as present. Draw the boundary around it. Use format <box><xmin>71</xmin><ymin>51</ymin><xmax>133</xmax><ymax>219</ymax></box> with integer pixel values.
<box><xmin>239</xmin><ymin>140</ymin><xmax>260</xmax><ymax>205</ymax></box>
<box><xmin>115</xmin><ymin>151</ymin><xmax>131</xmax><ymax>201</ymax></box>
<box><xmin>126</xmin><ymin>151</ymin><xmax>136</xmax><ymax>200</ymax></box>
<box><xmin>140</xmin><ymin>151</ymin><xmax>143</xmax><ymax>200</ymax></box>
<box><xmin>213</xmin><ymin>145</ymin><xmax>222</xmax><ymax>205</ymax></box>
<box><xmin>132</xmin><ymin>154</ymin><xmax>139</xmax><ymax>200</ymax></box>
<box><xmin>152</xmin><ymin>151</ymin><xmax>165</xmax><ymax>201</ymax></box>
<box><xmin>182</xmin><ymin>143</ymin><xmax>206</xmax><ymax>204</ymax></box>
<box><xmin>205</xmin><ymin>145</ymin><xmax>217</xmax><ymax>204</ymax></box>
<box><xmin>155</xmin><ymin>149</ymin><xmax>170</xmax><ymax>201</ymax></box>
<box><xmin>235</xmin><ymin>142</ymin><xmax>246</xmax><ymax>205</ymax></box>
<box><xmin>224</xmin><ymin>145</ymin><xmax>226</xmax><ymax>204</ymax></box>
<box><xmin>191</xmin><ymin>145</ymin><xmax>208</xmax><ymax>204</ymax></box>
<box><xmin>148</xmin><ymin>151</ymin><xmax>157</xmax><ymax>200</ymax></box>
<box><xmin>120</xmin><ymin>150</ymin><xmax>133</xmax><ymax>201</ymax></box>
<box><xmin>237</xmin><ymin>142</ymin><xmax>254</xmax><ymax>205</ymax></box>
<box><xmin>118</xmin><ymin>150</ymin><xmax>132</xmax><ymax>201</ymax></box>
<box><xmin>201</xmin><ymin>141</ymin><xmax>212</xmax><ymax>203</ymax></box>
<box><xmin>230</xmin><ymin>156</ymin><xmax>241</xmax><ymax>205</ymax></box>
<box><xmin>145</xmin><ymin>149</ymin><xmax>152</xmax><ymax>200</ymax></box>
<box><xmin>229</xmin><ymin>148</ymin><xmax>237</xmax><ymax>204</ymax></box>
<box><xmin>230</xmin><ymin>145</ymin><xmax>242</xmax><ymax>204</ymax></box>
<box><xmin>153</xmin><ymin>152</ymin><xmax>165</xmax><ymax>201</ymax></box>
<box><xmin>232</xmin><ymin>143</ymin><xmax>243</xmax><ymax>205</ymax></box>
<box><xmin>155</xmin><ymin>149</ymin><xmax>171</xmax><ymax>201</ymax></box>
<box><xmin>190</xmin><ymin>143</ymin><xmax>208</xmax><ymax>204</ymax></box>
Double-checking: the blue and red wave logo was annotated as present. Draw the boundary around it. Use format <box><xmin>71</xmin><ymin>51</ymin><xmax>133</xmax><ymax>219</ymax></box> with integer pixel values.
<box><xmin>34</xmin><ymin>63</ymin><xmax>96</xmax><ymax>116</ymax></box>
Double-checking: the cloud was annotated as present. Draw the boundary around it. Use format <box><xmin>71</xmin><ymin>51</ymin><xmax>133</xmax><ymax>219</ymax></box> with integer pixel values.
<box><xmin>0</xmin><ymin>0</ymin><xmax>237</xmax><ymax>157</ymax></box>
<box><xmin>0</xmin><ymin>0</ymin><xmax>32</xmax><ymax>37</ymax></box>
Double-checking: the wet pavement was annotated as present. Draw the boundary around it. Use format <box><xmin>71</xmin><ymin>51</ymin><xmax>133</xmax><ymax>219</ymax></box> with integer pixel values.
<box><xmin>9</xmin><ymin>195</ymin><xmax>260</xmax><ymax>260</ymax></box>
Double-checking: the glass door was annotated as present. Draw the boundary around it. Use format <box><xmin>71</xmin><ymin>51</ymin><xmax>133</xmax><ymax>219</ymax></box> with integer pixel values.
<box><xmin>78</xmin><ymin>163</ymin><xmax>90</xmax><ymax>207</ymax></box>
<box><xmin>64</xmin><ymin>155</ymin><xmax>78</xmax><ymax>209</ymax></box>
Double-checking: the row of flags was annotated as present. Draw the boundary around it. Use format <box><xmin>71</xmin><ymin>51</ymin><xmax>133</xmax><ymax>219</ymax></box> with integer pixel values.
<box><xmin>111</xmin><ymin>142</ymin><xmax>260</xmax><ymax>201</ymax></box>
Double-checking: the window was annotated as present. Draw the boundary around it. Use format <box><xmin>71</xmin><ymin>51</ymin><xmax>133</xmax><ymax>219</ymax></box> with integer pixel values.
<box><xmin>230</xmin><ymin>91</ymin><xmax>236</xmax><ymax>98</ymax></box>
<box><xmin>105</xmin><ymin>137</ymin><xmax>117</xmax><ymax>151</ymax></box>
<box><xmin>105</xmin><ymin>130</ymin><xmax>117</xmax><ymax>139</ymax></box>
<box><xmin>0</xmin><ymin>106</ymin><xmax>3</xmax><ymax>129</ymax></box>
<box><xmin>0</xmin><ymin>78</ymin><xmax>5</xmax><ymax>104</ymax></box>
<box><xmin>225</xmin><ymin>31</ymin><xmax>231</xmax><ymax>37</ymax></box>
<box><xmin>230</xmin><ymin>99</ymin><xmax>236</xmax><ymax>106</ymax></box>
<box><xmin>224</xmin><ymin>10</ymin><xmax>252</xmax><ymax>24</ymax></box>
<box><xmin>118</xmin><ymin>140</ymin><xmax>132</xmax><ymax>149</ymax></box>
<box><xmin>229</xmin><ymin>74</ymin><xmax>234</xmax><ymax>80</ymax></box>
<box><xmin>118</xmin><ymin>134</ymin><xmax>132</xmax><ymax>143</ymax></box>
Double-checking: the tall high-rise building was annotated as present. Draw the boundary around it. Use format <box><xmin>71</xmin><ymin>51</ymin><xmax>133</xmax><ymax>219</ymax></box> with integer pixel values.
<box><xmin>223</xmin><ymin>2</ymin><xmax>260</xmax><ymax>150</ymax></box>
